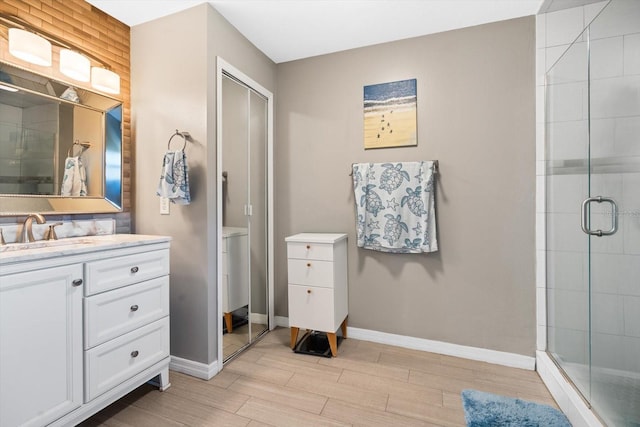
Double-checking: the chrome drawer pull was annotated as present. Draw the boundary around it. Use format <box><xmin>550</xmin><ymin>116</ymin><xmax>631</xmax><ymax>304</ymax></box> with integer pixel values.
<box><xmin>131</xmin><ymin>350</ymin><xmax>139</xmax><ymax>358</ymax></box>
<box><xmin>72</xmin><ymin>279</ymin><xmax>83</xmax><ymax>287</ymax></box>
<box><xmin>130</xmin><ymin>266</ymin><xmax>139</xmax><ymax>274</ymax></box>
<box><xmin>130</xmin><ymin>304</ymin><xmax>139</xmax><ymax>312</ymax></box>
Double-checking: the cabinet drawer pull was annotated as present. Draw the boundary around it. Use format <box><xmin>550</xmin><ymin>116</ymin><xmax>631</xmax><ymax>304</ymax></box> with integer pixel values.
<box><xmin>307</xmin><ymin>289</ymin><xmax>312</xmax><ymax>294</ymax></box>
<box><xmin>72</xmin><ymin>279</ymin><xmax>83</xmax><ymax>287</ymax></box>
<box><xmin>131</xmin><ymin>350</ymin><xmax>139</xmax><ymax>358</ymax></box>
<box><xmin>306</xmin><ymin>245</ymin><xmax>311</xmax><ymax>249</ymax></box>
<box><xmin>306</xmin><ymin>263</ymin><xmax>311</xmax><ymax>267</ymax></box>
<box><xmin>130</xmin><ymin>304</ymin><xmax>139</xmax><ymax>312</ymax></box>
<box><xmin>130</xmin><ymin>266</ymin><xmax>139</xmax><ymax>274</ymax></box>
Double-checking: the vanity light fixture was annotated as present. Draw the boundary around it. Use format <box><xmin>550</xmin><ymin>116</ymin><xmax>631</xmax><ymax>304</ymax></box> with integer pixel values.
<box><xmin>1</xmin><ymin>13</ymin><xmax>121</xmax><ymax>95</ymax></box>
<box><xmin>0</xmin><ymin>83</ymin><xmax>18</xmax><ymax>92</ymax></box>
<box><xmin>91</xmin><ymin>67</ymin><xmax>120</xmax><ymax>95</ymax></box>
<box><xmin>60</xmin><ymin>49</ymin><xmax>90</xmax><ymax>82</ymax></box>
<box><xmin>8</xmin><ymin>28</ymin><xmax>52</xmax><ymax>66</ymax></box>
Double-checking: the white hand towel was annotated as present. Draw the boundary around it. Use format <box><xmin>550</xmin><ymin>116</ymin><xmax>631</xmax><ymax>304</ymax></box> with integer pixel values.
<box><xmin>61</xmin><ymin>156</ymin><xmax>87</xmax><ymax>196</ymax></box>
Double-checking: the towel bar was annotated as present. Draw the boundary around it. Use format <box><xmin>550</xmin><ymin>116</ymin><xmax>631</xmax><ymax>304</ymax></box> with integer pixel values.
<box><xmin>349</xmin><ymin>160</ymin><xmax>439</xmax><ymax>176</ymax></box>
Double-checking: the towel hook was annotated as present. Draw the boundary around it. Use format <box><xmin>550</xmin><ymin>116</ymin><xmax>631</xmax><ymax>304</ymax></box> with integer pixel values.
<box><xmin>168</xmin><ymin>129</ymin><xmax>189</xmax><ymax>151</ymax></box>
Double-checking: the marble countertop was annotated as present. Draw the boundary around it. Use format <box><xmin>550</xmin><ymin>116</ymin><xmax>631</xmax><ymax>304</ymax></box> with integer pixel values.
<box><xmin>0</xmin><ymin>234</ymin><xmax>171</xmax><ymax>264</ymax></box>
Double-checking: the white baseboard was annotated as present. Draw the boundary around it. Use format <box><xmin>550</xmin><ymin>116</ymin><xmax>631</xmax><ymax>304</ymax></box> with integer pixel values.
<box><xmin>274</xmin><ymin>315</ymin><xmax>289</xmax><ymax>328</ymax></box>
<box><xmin>348</xmin><ymin>326</ymin><xmax>536</xmax><ymax>370</ymax></box>
<box><xmin>274</xmin><ymin>317</ymin><xmax>534</xmax><ymax>370</ymax></box>
<box><xmin>536</xmin><ymin>351</ymin><xmax>603</xmax><ymax>427</ymax></box>
<box><xmin>250</xmin><ymin>313</ymin><xmax>268</xmax><ymax>324</ymax></box>
<box><xmin>170</xmin><ymin>355</ymin><xmax>219</xmax><ymax>380</ymax></box>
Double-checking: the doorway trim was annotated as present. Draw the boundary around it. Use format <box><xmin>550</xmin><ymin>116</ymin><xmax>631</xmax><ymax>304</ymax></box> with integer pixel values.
<box><xmin>216</xmin><ymin>57</ymin><xmax>275</xmax><ymax>367</ymax></box>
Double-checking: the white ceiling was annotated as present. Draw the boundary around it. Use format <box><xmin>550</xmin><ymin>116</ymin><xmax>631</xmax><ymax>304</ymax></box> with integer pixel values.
<box><xmin>86</xmin><ymin>0</ymin><xmax>543</xmax><ymax>64</ymax></box>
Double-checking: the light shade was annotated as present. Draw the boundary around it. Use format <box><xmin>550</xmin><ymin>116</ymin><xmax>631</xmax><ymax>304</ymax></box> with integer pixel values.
<box><xmin>8</xmin><ymin>28</ymin><xmax>52</xmax><ymax>66</ymax></box>
<box><xmin>0</xmin><ymin>84</ymin><xmax>19</xmax><ymax>92</ymax></box>
<box><xmin>60</xmin><ymin>49</ymin><xmax>90</xmax><ymax>82</ymax></box>
<box><xmin>91</xmin><ymin>67</ymin><xmax>120</xmax><ymax>95</ymax></box>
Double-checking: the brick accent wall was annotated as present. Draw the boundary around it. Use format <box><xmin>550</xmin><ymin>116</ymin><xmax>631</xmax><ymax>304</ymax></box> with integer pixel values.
<box><xmin>0</xmin><ymin>0</ymin><xmax>132</xmax><ymax>220</ymax></box>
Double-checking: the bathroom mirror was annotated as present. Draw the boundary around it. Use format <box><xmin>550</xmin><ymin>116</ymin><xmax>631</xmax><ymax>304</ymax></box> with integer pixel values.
<box><xmin>0</xmin><ymin>61</ymin><xmax>122</xmax><ymax>215</ymax></box>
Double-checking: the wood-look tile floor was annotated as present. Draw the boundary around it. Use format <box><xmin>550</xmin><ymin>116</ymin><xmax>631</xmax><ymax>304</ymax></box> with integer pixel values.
<box><xmin>80</xmin><ymin>327</ymin><xmax>559</xmax><ymax>427</ymax></box>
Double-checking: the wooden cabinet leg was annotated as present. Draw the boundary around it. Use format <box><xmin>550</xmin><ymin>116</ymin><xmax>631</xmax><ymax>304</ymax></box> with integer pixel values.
<box><xmin>224</xmin><ymin>312</ymin><xmax>233</xmax><ymax>333</ymax></box>
<box><xmin>340</xmin><ymin>316</ymin><xmax>348</xmax><ymax>339</ymax></box>
<box><xmin>327</xmin><ymin>332</ymin><xmax>338</xmax><ymax>357</ymax></box>
<box><xmin>290</xmin><ymin>327</ymin><xmax>300</xmax><ymax>349</ymax></box>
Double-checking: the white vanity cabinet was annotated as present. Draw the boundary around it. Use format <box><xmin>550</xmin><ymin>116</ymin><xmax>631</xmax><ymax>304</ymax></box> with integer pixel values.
<box><xmin>0</xmin><ymin>235</ymin><xmax>171</xmax><ymax>427</ymax></box>
<box><xmin>0</xmin><ymin>264</ymin><xmax>83</xmax><ymax>427</ymax></box>
<box><xmin>286</xmin><ymin>233</ymin><xmax>348</xmax><ymax>357</ymax></box>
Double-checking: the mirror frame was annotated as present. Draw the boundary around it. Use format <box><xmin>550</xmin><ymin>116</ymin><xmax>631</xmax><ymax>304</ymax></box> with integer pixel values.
<box><xmin>0</xmin><ymin>61</ymin><xmax>123</xmax><ymax>216</ymax></box>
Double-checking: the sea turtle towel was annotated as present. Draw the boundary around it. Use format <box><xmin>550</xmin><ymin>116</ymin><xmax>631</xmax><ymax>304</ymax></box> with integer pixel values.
<box><xmin>157</xmin><ymin>150</ymin><xmax>191</xmax><ymax>205</ymax></box>
<box><xmin>352</xmin><ymin>161</ymin><xmax>437</xmax><ymax>253</ymax></box>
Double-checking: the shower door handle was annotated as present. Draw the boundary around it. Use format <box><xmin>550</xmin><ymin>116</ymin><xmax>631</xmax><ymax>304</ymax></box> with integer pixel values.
<box><xmin>581</xmin><ymin>196</ymin><xmax>618</xmax><ymax>236</ymax></box>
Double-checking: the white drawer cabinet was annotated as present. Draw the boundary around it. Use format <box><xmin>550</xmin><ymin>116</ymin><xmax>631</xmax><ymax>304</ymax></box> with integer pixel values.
<box><xmin>285</xmin><ymin>233</ymin><xmax>348</xmax><ymax>357</ymax></box>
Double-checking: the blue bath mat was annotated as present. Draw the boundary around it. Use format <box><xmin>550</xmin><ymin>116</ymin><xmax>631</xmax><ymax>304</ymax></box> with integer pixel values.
<box><xmin>461</xmin><ymin>389</ymin><xmax>571</xmax><ymax>427</ymax></box>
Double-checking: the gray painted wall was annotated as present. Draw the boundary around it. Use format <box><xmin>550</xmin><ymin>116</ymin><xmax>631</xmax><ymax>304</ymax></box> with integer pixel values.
<box><xmin>131</xmin><ymin>3</ymin><xmax>276</xmax><ymax>365</ymax></box>
<box><xmin>275</xmin><ymin>16</ymin><xmax>536</xmax><ymax>356</ymax></box>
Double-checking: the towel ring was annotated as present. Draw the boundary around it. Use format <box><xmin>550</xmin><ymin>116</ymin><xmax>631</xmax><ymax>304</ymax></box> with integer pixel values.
<box><xmin>67</xmin><ymin>140</ymin><xmax>90</xmax><ymax>157</ymax></box>
<box><xmin>168</xmin><ymin>130</ymin><xmax>188</xmax><ymax>151</ymax></box>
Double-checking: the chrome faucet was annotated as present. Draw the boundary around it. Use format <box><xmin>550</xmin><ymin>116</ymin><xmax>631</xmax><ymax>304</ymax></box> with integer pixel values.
<box><xmin>20</xmin><ymin>213</ymin><xmax>46</xmax><ymax>243</ymax></box>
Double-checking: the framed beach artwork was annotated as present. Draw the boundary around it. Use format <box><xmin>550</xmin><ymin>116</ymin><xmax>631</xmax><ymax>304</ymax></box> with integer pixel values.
<box><xmin>363</xmin><ymin>78</ymin><xmax>417</xmax><ymax>149</ymax></box>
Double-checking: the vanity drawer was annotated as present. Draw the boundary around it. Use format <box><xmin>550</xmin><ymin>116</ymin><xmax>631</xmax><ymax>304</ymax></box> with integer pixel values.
<box><xmin>287</xmin><ymin>258</ymin><xmax>335</xmax><ymax>288</ymax></box>
<box><xmin>84</xmin><ymin>276</ymin><xmax>169</xmax><ymax>349</ymax></box>
<box><xmin>287</xmin><ymin>242</ymin><xmax>335</xmax><ymax>261</ymax></box>
<box><xmin>84</xmin><ymin>317</ymin><xmax>170</xmax><ymax>402</ymax></box>
<box><xmin>85</xmin><ymin>249</ymin><xmax>169</xmax><ymax>295</ymax></box>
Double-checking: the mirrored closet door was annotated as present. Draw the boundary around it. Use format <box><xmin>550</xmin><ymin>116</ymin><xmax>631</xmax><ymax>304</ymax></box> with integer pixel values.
<box><xmin>220</xmin><ymin>68</ymin><xmax>270</xmax><ymax>362</ymax></box>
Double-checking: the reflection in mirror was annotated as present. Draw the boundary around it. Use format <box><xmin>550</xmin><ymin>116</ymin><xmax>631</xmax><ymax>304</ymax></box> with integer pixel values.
<box><xmin>0</xmin><ymin>61</ymin><xmax>122</xmax><ymax>215</ymax></box>
<box><xmin>249</xmin><ymin>88</ymin><xmax>269</xmax><ymax>347</ymax></box>
<box><xmin>221</xmin><ymin>74</ymin><xmax>269</xmax><ymax>362</ymax></box>
<box><xmin>222</xmin><ymin>75</ymin><xmax>250</xmax><ymax>360</ymax></box>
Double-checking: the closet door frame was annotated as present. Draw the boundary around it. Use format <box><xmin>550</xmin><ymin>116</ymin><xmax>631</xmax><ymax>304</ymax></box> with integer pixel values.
<box><xmin>216</xmin><ymin>57</ymin><xmax>274</xmax><ymax>367</ymax></box>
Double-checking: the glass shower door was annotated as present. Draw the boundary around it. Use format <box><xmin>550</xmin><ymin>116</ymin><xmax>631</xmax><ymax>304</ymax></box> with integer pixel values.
<box><xmin>587</xmin><ymin>1</ymin><xmax>640</xmax><ymax>425</ymax></box>
<box><xmin>546</xmin><ymin>29</ymin><xmax>591</xmax><ymax>403</ymax></box>
<box><xmin>547</xmin><ymin>1</ymin><xmax>640</xmax><ymax>425</ymax></box>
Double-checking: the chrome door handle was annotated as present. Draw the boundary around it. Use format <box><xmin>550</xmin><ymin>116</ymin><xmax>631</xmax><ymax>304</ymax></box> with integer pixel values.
<box><xmin>581</xmin><ymin>196</ymin><xmax>618</xmax><ymax>237</ymax></box>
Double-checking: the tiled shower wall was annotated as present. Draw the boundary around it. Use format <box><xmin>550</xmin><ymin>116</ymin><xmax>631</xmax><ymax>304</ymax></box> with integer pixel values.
<box><xmin>0</xmin><ymin>104</ymin><xmax>58</xmax><ymax>194</ymax></box>
<box><xmin>537</xmin><ymin>0</ymin><xmax>640</xmax><ymax>375</ymax></box>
